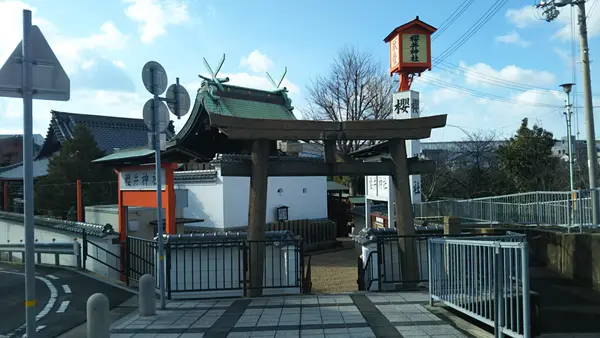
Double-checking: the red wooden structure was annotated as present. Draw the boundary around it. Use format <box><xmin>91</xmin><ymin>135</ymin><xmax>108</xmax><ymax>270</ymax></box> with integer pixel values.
<box><xmin>384</xmin><ymin>16</ymin><xmax>437</xmax><ymax>91</ymax></box>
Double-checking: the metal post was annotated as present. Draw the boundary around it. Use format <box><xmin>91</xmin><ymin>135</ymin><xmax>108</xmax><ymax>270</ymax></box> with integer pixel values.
<box><xmin>521</xmin><ymin>241</ymin><xmax>531</xmax><ymax>338</ymax></box>
<box><xmin>565</xmin><ymin>92</ymin><xmax>575</xmax><ymax>192</ymax></box>
<box><xmin>576</xmin><ymin>0</ymin><xmax>600</xmax><ymax>226</ymax></box>
<box><xmin>21</xmin><ymin>10</ymin><xmax>36</xmax><ymax>338</ymax></box>
<box><xmin>152</xmin><ymin>70</ymin><xmax>166</xmax><ymax>310</ymax></box>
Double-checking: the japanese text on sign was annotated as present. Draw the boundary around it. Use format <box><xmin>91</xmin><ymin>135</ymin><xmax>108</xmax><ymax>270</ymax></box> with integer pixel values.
<box><xmin>402</xmin><ymin>34</ymin><xmax>427</xmax><ymax>64</ymax></box>
<box><xmin>119</xmin><ymin>168</ymin><xmax>166</xmax><ymax>191</ymax></box>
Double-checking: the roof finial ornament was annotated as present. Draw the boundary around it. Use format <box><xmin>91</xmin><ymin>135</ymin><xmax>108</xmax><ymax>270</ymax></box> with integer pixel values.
<box><xmin>266</xmin><ymin>67</ymin><xmax>288</xmax><ymax>91</ymax></box>
<box><xmin>198</xmin><ymin>54</ymin><xmax>230</xmax><ymax>91</ymax></box>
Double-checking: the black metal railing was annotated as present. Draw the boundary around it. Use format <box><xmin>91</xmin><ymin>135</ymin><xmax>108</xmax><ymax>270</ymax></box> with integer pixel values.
<box><xmin>126</xmin><ymin>236</ymin><xmax>157</xmax><ymax>284</ymax></box>
<box><xmin>81</xmin><ymin>230</ymin><xmax>120</xmax><ymax>273</ymax></box>
<box><xmin>165</xmin><ymin>239</ymin><xmax>246</xmax><ymax>298</ymax></box>
<box><xmin>118</xmin><ymin>236</ymin><xmax>306</xmax><ymax>298</ymax></box>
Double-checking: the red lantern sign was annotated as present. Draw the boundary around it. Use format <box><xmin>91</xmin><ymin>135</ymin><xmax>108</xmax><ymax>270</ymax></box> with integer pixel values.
<box><xmin>384</xmin><ymin>16</ymin><xmax>437</xmax><ymax>91</ymax></box>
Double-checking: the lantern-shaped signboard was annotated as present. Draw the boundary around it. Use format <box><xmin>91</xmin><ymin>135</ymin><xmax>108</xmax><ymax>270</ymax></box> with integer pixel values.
<box><xmin>384</xmin><ymin>16</ymin><xmax>437</xmax><ymax>91</ymax></box>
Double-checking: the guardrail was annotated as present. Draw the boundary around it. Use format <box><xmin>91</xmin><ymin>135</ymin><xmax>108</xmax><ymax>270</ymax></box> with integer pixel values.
<box><xmin>0</xmin><ymin>242</ymin><xmax>82</xmax><ymax>269</ymax></box>
<box><xmin>428</xmin><ymin>236</ymin><xmax>531</xmax><ymax>338</ymax></box>
<box><xmin>415</xmin><ymin>189</ymin><xmax>598</xmax><ymax>231</ymax></box>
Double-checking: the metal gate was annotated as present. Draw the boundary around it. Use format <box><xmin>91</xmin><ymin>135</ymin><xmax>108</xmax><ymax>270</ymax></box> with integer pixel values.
<box><xmin>125</xmin><ymin>236</ymin><xmax>157</xmax><ymax>284</ymax></box>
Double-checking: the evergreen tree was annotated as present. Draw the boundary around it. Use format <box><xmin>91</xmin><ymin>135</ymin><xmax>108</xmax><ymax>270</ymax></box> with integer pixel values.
<box><xmin>497</xmin><ymin>118</ymin><xmax>565</xmax><ymax>192</ymax></box>
<box><xmin>35</xmin><ymin>125</ymin><xmax>116</xmax><ymax>219</ymax></box>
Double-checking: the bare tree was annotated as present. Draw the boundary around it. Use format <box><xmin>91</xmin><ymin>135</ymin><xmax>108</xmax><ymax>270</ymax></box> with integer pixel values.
<box><xmin>303</xmin><ymin>46</ymin><xmax>396</xmax><ymax>194</ymax></box>
<box><xmin>421</xmin><ymin>131</ymin><xmax>508</xmax><ymax>200</ymax></box>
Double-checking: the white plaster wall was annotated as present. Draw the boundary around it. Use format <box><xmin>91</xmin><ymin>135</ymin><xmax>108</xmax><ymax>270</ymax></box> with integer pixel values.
<box><xmin>0</xmin><ymin>218</ymin><xmax>120</xmax><ymax>278</ymax></box>
<box><xmin>156</xmin><ymin>243</ymin><xmax>301</xmax><ymax>299</ymax></box>
<box><xmin>175</xmin><ymin>178</ymin><xmax>225</xmax><ymax>228</ymax></box>
<box><xmin>223</xmin><ymin>176</ymin><xmax>328</xmax><ymax>228</ymax></box>
<box><xmin>86</xmin><ymin>205</ymin><xmax>184</xmax><ymax>239</ymax></box>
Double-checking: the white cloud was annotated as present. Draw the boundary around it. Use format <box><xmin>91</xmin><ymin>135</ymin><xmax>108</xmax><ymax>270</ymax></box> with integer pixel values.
<box><xmin>112</xmin><ymin>60</ymin><xmax>126</xmax><ymax>69</ymax></box>
<box><xmin>553</xmin><ymin>1</ymin><xmax>600</xmax><ymax>42</ymax></box>
<box><xmin>495</xmin><ymin>31</ymin><xmax>531</xmax><ymax>47</ymax></box>
<box><xmin>458</xmin><ymin>62</ymin><xmax>556</xmax><ymax>88</ymax></box>
<box><xmin>505</xmin><ymin>5</ymin><xmax>540</xmax><ymax>28</ymax></box>
<box><xmin>1</xmin><ymin>89</ymin><xmax>147</xmax><ymax>135</ymax></box>
<box><xmin>0</xmin><ymin>1</ymin><xmax>129</xmax><ymax>75</ymax></box>
<box><xmin>411</xmin><ymin>62</ymin><xmax>572</xmax><ymax>142</ymax></box>
<box><xmin>124</xmin><ymin>0</ymin><xmax>190</xmax><ymax>44</ymax></box>
<box><xmin>240</xmin><ymin>50</ymin><xmax>274</xmax><ymax>73</ymax></box>
<box><xmin>0</xmin><ymin>1</ymin><xmax>57</xmax><ymax>63</ymax></box>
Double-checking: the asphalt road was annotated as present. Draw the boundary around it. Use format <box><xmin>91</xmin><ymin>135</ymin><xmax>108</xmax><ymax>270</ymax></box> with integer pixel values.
<box><xmin>0</xmin><ymin>263</ymin><xmax>133</xmax><ymax>338</ymax></box>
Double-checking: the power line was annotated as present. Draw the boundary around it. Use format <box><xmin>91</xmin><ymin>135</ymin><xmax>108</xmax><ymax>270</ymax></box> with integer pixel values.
<box><xmin>434</xmin><ymin>0</ymin><xmax>508</xmax><ymax>65</ymax></box>
<box><xmin>432</xmin><ymin>0</ymin><xmax>476</xmax><ymax>41</ymax></box>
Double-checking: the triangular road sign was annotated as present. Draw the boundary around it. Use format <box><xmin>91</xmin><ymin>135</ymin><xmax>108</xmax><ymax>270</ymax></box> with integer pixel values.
<box><xmin>0</xmin><ymin>25</ymin><xmax>70</xmax><ymax>101</ymax></box>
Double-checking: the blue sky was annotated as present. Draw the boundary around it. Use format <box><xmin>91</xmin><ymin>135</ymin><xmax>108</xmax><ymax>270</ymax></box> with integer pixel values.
<box><xmin>1</xmin><ymin>0</ymin><xmax>599</xmax><ymax>142</ymax></box>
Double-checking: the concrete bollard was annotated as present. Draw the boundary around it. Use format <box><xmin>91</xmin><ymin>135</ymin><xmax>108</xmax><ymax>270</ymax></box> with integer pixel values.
<box><xmin>87</xmin><ymin>293</ymin><xmax>110</xmax><ymax>338</ymax></box>
<box><xmin>139</xmin><ymin>274</ymin><xmax>156</xmax><ymax>316</ymax></box>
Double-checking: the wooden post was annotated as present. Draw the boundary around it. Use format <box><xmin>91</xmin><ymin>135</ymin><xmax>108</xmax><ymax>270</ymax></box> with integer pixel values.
<box><xmin>389</xmin><ymin>138</ymin><xmax>418</xmax><ymax>285</ymax></box>
<box><xmin>164</xmin><ymin>166</ymin><xmax>177</xmax><ymax>234</ymax></box>
<box><xmin>247</xmin><ymin>139</ymin><xmax>269</xmax><ymax>297</ymax></box>
<box><xmin>3</xmin><ymin>181</ymin><xmax>8</xmax><ymax>212</ymax></box>
<box><xmin>443</xmin><ymin>216</ymin><xmax>461</xmax><ymax>235</ymax></box>
<box><xmin>76</xmin><ymin>179</ymin><xmax>83</xmax><ymax>222</ymax></box>
<box><xmin>324</xmin><ymin>140</ymin><xmax>336</xmax><ymax>163</ymax></box>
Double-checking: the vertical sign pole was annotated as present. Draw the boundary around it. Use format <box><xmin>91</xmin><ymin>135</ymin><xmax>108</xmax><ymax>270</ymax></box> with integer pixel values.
<box><xmin>152</xmin><ymin>69</ymin><xmax>166</xmax><ymax>310</ymax></box>
<box><xmin>22</xmin><ymin>9</ymin><xmax>37</xmax><ymax>338</ymax></box>
<box><xmin>175</xmin><ymin>77</ymin><xmax>180</xmax><ymax>119</ymax></box>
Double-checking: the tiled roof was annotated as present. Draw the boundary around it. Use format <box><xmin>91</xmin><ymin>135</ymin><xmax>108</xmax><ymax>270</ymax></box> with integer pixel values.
<box><xmin>94</xmin><ymin>80</ymin><xmax>297</xmax><ymax>164</ymax></box>
<box><xmin>0</xmin><ymin>211</ymin><xmax>117</xmax><ymax>237</ymax></box>
<box><xmin>210</xmin><ymin>153</ymin><xmax>323</xmax><ymax>165</ymax></box>
<box><xmin>163</xmin><ymin>230</ymin><xmax>298</xmax><ymax>243</ymax></box>
<box><xmin>198</xmin><ymin>81</ymin><xmax>296</xmax><ymax>120</ymax></box>
<box><xmin>37</xmin><ymin>110</ymin><xmax>176</xmax><ymax>159</ymax></box>
<box><xmin>173</xmin><ymin>170</ymin><xmax>218</xmax><ymax>182</ymax></box>
<box><xmin>0</xmin><ymin>158</ymin><xmax>49</xmax><ymax>180</ymax></box>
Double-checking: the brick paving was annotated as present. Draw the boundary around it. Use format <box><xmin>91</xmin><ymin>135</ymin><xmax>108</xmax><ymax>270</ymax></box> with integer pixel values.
<box><xmin>109</xmin><ymin>292</ymin><xmax>471</xmax><ymax>338</ymax></box>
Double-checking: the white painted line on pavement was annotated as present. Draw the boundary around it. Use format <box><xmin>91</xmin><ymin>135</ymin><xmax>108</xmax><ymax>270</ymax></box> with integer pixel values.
<box><xmin>20</xmin><ymin>325</ymin><xmax>46</xmax><ymax>337</ymax></box>
<box><xmin>0</xmin><ymin>270</ymin><xmax>57</xmax><ymax>337</ymax></box>
<box><xmin>56</xmin><ymin>300</ymin><xmax>70</xmax><ymax>313</ymax></box>
<box><xmin>61</xmin><ymin>284</ymin><xmax>71</xmax><ymax>294</ymax></box>
<box><xmin>46</xmin><ymin>274</ymin><xmax>58</xmax><ymax>280</ymax></box>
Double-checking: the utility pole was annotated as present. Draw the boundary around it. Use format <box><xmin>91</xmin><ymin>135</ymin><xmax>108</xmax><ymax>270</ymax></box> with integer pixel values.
<box><xmin>561</xmin><ymin>83</ymin><xmax>576</xmax><ymax>191</ymax></box>
<box><xmin>537</xmin><ymin>0</ymin><xmax>599</xmax><ymax>226</ymax></box>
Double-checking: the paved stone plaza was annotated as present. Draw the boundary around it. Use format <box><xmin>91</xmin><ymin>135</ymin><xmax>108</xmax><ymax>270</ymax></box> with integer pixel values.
<box><xmin>109</xmin><ymin>292</ymin><xmax>471</xmax><ymax>338</ymax></box>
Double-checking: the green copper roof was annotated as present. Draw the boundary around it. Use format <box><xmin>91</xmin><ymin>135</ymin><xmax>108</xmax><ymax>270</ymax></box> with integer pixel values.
<box><xmin>93</xmin><ymin>79</ymin><xmax>297</xmax><ymax>165</ymax></box>
<box><xmin>93</xmin><ymin>147</ymin><xmax>155</xmax><ymax>164</ymax></box>
<box><xmin>197</xmin><ymin>82</ymin><xmax>296</xmax><ymax>120</ymax></box>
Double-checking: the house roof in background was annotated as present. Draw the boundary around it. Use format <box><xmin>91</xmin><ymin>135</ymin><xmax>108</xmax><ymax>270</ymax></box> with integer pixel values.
<box><xmin>37</xmin><ymin>110</ymin><xmax>175</xmax><ymax>159</ymax></box>
<box><xmin>0</xmin><ymin>158</ymin><xmax>49</xmax><ymax>180</ymax></box>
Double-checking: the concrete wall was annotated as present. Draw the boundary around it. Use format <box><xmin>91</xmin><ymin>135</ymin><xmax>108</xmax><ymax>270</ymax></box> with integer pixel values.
<box><xmin>523</xmin><ymin>229</ymin><xmax>600</xmax><ymax>289</ymax></box>
<box><xmin>0</xmin><ymin>217</ymin><xmax>120</xmax><ymax>279</ymax></box>
<box><xmin>175</xmin><ymin>178</ymin><xmax>225</xmax><ymax>229</ymax></box>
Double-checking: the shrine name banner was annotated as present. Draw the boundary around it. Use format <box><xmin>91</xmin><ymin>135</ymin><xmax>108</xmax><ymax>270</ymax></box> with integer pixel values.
<box><xmin>119</xmin><ymin>167</ymin><xmax>166</xmax><ymax>191</ymax></box>
<box><xmin>393</xmin><ymin>90</ymin><xmax>422</xmax><ymax>204</ymax></box>
<box><xmin>366</xmin><ymin>175</ymin><xmax>391</xmax><ymax>202</ymax></box>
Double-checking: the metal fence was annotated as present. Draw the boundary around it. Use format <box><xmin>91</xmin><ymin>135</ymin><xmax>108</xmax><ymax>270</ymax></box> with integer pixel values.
<box><xmin>361</xmin><ymin>231</ymin><xmax>524</xmax><ymax>290</ymax></box>
<box><xmin>428</xmin><ymin>236</ymin><xmax>531</xmax><ymax>338</ymax></box>
<box><xmin>119</xmin><ymin>236</ymin><xmax>306</xmax><ymax>298</ymax></box>
<box><xmin>415</xmin><ymin>189</ymin><xmax>598</xmax><ymax>230</ymax></box>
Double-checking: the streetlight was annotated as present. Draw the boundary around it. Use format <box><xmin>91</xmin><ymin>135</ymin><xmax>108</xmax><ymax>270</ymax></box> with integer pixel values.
<box><xmin>537</xmin><ymin>0</ymin><xmax>599</xmax><ymax>226</ymax></box>
<box><xmin>560</xmin><ymin>82</ymin><xmax>575</xmax><ymax>192</ymax></box>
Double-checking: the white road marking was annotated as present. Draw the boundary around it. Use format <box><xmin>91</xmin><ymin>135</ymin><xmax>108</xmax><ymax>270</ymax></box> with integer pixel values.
<box><xmin>20</xmin><ymin>326</ymin><xmax>46</xmax><ymax>337</ymax></box>
<box><xmin>56</xmin><ymin>300</ymin><xmax>70</xmax><ymax>313</ymax></box>
<box><xmin>0</xmin><ymin>270</ymin><xmax>57</xmax><ymax>337</ymax></box>
<box><xmin>61</xmin><ymin>284</ymin><xmax>71</xmax><ymax>294</ymax></box>
<box><xmin>46</xmin><ymin>274</ymin><xmax>58</xmax><ymax>280</ymax></box>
